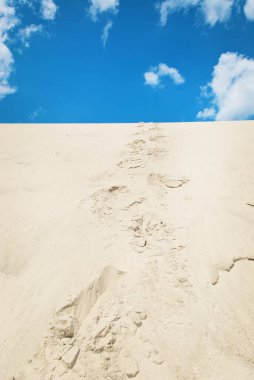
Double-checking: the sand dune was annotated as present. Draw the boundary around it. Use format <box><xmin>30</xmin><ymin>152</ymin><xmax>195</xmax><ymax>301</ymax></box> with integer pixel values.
<box><xmin>0</xmin><ymin>121</ymin><xmax>254</xmax><ymax>379</ymax></box>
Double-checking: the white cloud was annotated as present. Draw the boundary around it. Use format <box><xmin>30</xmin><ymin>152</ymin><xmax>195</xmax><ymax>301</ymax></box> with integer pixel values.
<box><xmin>41</xmin><ymin>0</ymin><xmax>58</xmax><ymax>20</ymax></box>
<box><xmin>88</xmin><ymin>1</ymin><xmax>119</xmax><ymax>46</ymax></box>
<box><xmin>0</xmin><ymin>0</ymin><xmax>57</xmax><ymax>101</ymax></box>
<box><xmin>0</xmin><ymin>1</ymin><xmax>18</xmax><ymax>99</ymax></box>
<box><xmin>144</xmin><ymin>71</ymin><xmax>160</xmax><ymax>86</ymax></box>
<box><xmin>0</xmin><ymin>41</ymin><xmax>16</xmax><ymax>99</ymax></box>
<box><xmin>156</xmin><ymin>0</ymin><xmax>234</xmax><ymax>26</ymax></box>
<box><xmin>158</xmin><ymin>63</ymin><xmax>185</xmax><ymax>84</ymax></box>
<box><xmin>101</xmin><ymin>20</ymin><xmax>113</xmax><ymax>47</ymax></box>
<box><xmin>144</xmin><ymin>63</ymin><xmax>185</xmax><ymax>87</ymax></box>
<box><xmin>0</xmin><ymin>0</ymin><xmax>19</xmax><ymax>41</ymax></box>
<box><xmin>156</xmin><ymin>0</ymin><xmax>198</xmax><ymax>26</ymax></box>
<box><xmin>201</xmin><ymin>0</ymin><xmax>234</xmax><ymax>25</ymax></box>
<box><xmin>17</xmin><ymin>0</ymin><xmax>34</xmax><ymax>7</ymax></box>
<box><xmin>88</xmin><ymin>0</ymin><xmax>119</xmax><ymax>21</ymax></box>
<box><xmin>244</xmin><ymin>0</ymin><xmax>254</xmax><ymax>20</ymax></box>
<box><xmin>197</xmin><ymin>107</ymin><xmax>216</xmax><ymax>119</ymax></box>
<box><xmin>18</xmin><ymin>24</ymin><xmax>43</xmax><ymax>48</ymax></box>
<box><xmin>198</xmin><ymin>52</ymin><xmax>254</xmax><ymax>121</ymax></box>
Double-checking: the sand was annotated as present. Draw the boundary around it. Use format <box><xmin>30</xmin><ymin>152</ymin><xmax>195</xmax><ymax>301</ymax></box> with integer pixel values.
<box><xmin>0</xmin><ymin>121</ymin><xmax>254</xmax><ymax>379</ymax></box>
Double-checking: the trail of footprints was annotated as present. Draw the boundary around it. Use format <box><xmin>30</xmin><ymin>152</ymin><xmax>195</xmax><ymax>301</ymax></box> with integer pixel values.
<box><xmin>19</xmin><ymin>123</ymin><xmax>191</xmax><ymax>380</ymax></box>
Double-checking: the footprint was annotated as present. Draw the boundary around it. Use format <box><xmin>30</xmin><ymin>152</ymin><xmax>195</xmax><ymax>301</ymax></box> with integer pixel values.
<box><xmin>76</xmin><ymin>266</ymin><xmax>124</xmax><ymax>322</ymax></box>
<box><xmin>92</xmin><ymin>185</ymin><xmax>128</xmax><ymax>201</ymax></box>
<box><xmin>50</xmin><ymin>266</ymin><xmax>124</xmax><ymax>340</ymax></box>
<box><xmin>151</xmin><ymin>350</ymin><xmax>164</xmax><ymax>365</ymax></box>
<box><xmin>128</xmin><ymin>139</ymin><xmax>146</xmax><ymax>153</ymax></box>
<box><xmin>148</xmin><ymin>173</ymin><xmax>189</xmax><ymax>189</ymax></box>
<box><xmin>124</xmin><ymin>197</ymin><xmax>145</xmax><ymax>211</ymax></box>
<box><xmin>148</xmin><ymin>124</ymin><xmax>160</xmax><ymax>132</ymax></box>
<box><xmin>149</xmin><ymin>134</ymin><xmax>165</xmax><ymax>142</ymax></box>
<box><xmin>62</xmin><ymin>346</ymin><xmax>80</xmax><ymax>369</ymax></box>
<box><xmin>91</xmin><ymin>185</ymin><xmax>129</xmax><ymax>216</ymax></box>
<box><xmin>117</xmin><ymin>158</ymin><xmax>144</xmax><ymax>170</ymax></box>
<box><xmin>24</xmin><ymin>267</ymin><xmax>125</xmax><ymax>379</ymax></box>
<box><xmin>129</xmin><ymin>212</ymin><xmax>169</xmax><ymax>248</ymax></box>
<box><xmin>119</xmin><ymin>350</ymin><xmax>139</xmax><ymax>378</ymax></box>
<box><xmin>173</xmin><ymin>276</ymin><xmax>191</xmax><ymax>289</ymax></box>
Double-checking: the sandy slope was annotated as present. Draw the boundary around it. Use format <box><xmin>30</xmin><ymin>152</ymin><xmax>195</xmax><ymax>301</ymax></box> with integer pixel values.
<box><xmin>0</xmin><ymin>121</ymin><xmax>254</xmax><ymax>379</ymax></box>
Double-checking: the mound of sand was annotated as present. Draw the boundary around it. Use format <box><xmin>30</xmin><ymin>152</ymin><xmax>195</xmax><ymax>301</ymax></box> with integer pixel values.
<box><xmin>0</xmin><ymin>121</ymin><xmax>254</xmax><ymax>379</ymax></box>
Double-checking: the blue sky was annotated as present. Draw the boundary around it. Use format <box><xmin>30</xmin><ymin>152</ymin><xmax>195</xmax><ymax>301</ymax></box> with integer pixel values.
<box><xmin>1</xmin><ymin>0</ymin><xmax>254</xmax><ymax>123</ymax></box>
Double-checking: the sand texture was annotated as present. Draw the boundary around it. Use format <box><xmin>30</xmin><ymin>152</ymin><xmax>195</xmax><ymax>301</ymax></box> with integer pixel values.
<box><xmin>0</xmin><ymin>121</ymin><xmax>254</xmax><ymax>379</ymax></box>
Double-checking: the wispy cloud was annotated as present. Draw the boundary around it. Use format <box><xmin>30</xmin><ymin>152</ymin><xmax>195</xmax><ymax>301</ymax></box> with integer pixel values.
<box><xmin>18</xmin><ymin>24</ymin><xmax>43</xmax><ymax>49</ymax></box>
<box><xmin>41</xmin><ymin>0</ymin><xmax>58</xmax><ymax>21</ymax></box>
<box><xmin>156</xmin><ymin>0</ymin><xmax>234</xmax><ymax>26</ymax></box>
<box><xmin>87</xmin><ymin>0</ymin><xmax>119</xmax><ymax>46</ymax></box>
<box><xmin>17</xmin><ymin>0</ymin><xmax>35</xmax><ymax>8</ymax></box>
<box><xmin>29</xmin><ymin>106</ymin><xmax>44</xmax><ymax>120</ymax></box>
<box><xmin>197</xmin><ymin>52</ymin><xmax>254</xmax><ymax>120</ymax></box>
<box><xmin>156</xmin><ymin>0</ymin><xmax>198</xmax><ymax>26</ymax></box>
<box><xmin>144</xmin><ymin>63</ymin><xmax>185</xmax><ymax>87</ymax></box>
<box><xmin>88</xmin><ymin>0</ymin><xmax>119</xmax><ymax>21</ymax></box>
<box><xmin>101</xmin><ymin>20</ymin><xmax>113</xmax><ymax>47</ymax></box>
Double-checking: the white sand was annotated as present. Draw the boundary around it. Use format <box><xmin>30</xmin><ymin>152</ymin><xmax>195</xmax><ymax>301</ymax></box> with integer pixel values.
<box><xmin>0</xmin><ymin>121</ymin><xmax>254</xmax><ymax>379</ymax></box>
